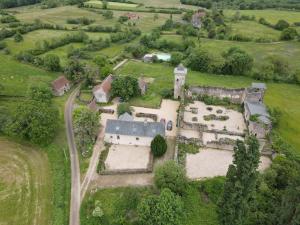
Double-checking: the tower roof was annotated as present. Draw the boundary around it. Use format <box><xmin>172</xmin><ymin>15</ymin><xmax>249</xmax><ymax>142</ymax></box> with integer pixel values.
<box><xmin>174</xmin><ymin>64</ymin><xmax>187</xmax><ymax>75</ymax></box>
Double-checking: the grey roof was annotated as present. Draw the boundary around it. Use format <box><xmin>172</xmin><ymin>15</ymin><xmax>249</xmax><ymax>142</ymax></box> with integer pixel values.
<box><xmin>105</xmin><ymin>119</ymin><xmax>165</xmax><ymax>138</ymax></box>
<box><xmin>245</xmin><ymin>101</ymin><xmax>271</xmax><ymax>124</ymax></box>
<box><xmin>118</xmin><ymin>112</ymin><xmax>134</xmax><ymax>121</ymax></box>
<box><xmin>174</xmin><ymin>64</ymin><xmax>187</xmax><ymax>75</ymax></box>
<box><xmin>252</xmin><ymin>83</ymin><xmax>266</xmax><ymax>89</ymax></box>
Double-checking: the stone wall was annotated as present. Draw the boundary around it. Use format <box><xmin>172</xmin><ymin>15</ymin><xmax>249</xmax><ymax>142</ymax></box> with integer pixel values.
<box><xmin>188</xmin><ymin>86</ymin><xmax>246</xmax><ymax>104</ymax></box>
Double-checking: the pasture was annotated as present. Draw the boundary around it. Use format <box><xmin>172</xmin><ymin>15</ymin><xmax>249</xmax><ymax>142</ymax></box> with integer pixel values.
<box><xmin>84</xmin><ymin>1</ymin><xmax>139</xmax><ymax>10</ymax></box>
<box><xmin>117</xmin><ymin>60</ymin><xmax>300</xmax><ymax>153</ymax></box>
<box><xmin>0</xmin><ymin>137</ymin><xmax>52</xmax><ymax>225</ymax></box>
<box><xmin>225</xmin><ymin>9</ymin><xmax>300</xmax><ymax>24</ymax></box>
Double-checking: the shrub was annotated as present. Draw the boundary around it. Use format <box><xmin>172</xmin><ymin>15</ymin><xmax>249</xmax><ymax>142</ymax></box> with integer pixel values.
<box><xmin>117</xmin><ymin>103</ymin><xmax>132</xmax><ymax>116</ymax></box>
<box><xmin>274</xmin><ymin>19</ymin><xmax>290</xmax><ymax>31</ymax></box>
<box><xmin>151</xmin><ymin>135</ymin><xmax>167</xmax><ymax>157</ymax></box>
<box><xmin>280</xmin><ymin>27</ymin><xmax>298</xmax><ymax>40</ymax></box>
<box><xmin>44</xmin><ymin>54</ymin><xmax>61</xmax><ymax>71</ymax></box>
<box><xmin>154</xmin><ymin>160</ymin><xmax>188</xmax><ymax>195</ymax></box>
<box><xmin>14</xmin><ymin>32</ymin><xmax>23</xmax><ymax>42</ymax></box>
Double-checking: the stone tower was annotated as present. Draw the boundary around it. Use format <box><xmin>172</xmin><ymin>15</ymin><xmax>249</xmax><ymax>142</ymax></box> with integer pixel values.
<box><xmin>174</xmin><ymin>64</ymin><xmax>187</xmax><ymax>99</ymax></box>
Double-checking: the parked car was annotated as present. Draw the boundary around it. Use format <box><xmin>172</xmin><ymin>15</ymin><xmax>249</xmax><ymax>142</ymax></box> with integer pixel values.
<box><xmin>167</xmin><ymin>120</ymin><xmax>173</xmax><ymax>131</ymax></box>
<box><xmin>160</xmin><ymin>118</ymin><xmax>166</xmax><ymax>125</ymax></box>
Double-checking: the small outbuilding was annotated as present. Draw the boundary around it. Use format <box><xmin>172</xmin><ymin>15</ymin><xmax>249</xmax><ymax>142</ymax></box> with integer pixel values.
<box><xmin>51</xmin><ymin>75</ymin><xmax>70</xmax><ymax>96</ymax></box>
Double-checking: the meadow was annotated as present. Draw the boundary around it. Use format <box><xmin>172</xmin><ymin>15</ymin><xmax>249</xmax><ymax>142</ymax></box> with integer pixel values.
<box><xmin>117</xmin><ymin>60</ymin><xmax>300</xmax><ymax>153</ymax></box>
<box><xmin>84</xmin><ymin>1</ymin><xmax>139</xmax><ymax>10</ymax></box>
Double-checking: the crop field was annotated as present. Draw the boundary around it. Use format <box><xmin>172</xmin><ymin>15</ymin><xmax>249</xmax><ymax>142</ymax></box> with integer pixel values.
<box><xmin>0</xmin><ymin>137</ymin><xmax>52</xmax><ymax>225</ymax></box>
<box><xmin>228</xmin><ymin>20</ymin><xmax>281</xmax><ymax>41</ymax></box>
<box><xmin>117</xmin><ymin>60</ymin><xmax>300</xmax><ymax>153</ymax></box>
<box><xmin>225</xmin><ymin>9</ymin><xmax>300</xmax><ymax>24</ymax></box>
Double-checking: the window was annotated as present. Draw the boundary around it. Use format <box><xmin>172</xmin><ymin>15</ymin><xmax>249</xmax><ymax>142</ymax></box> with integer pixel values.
<box><xmin>136</xmin><ymin>137</ymin><xmax>139</xmax><ymax>141</ymax></box>
<box><xmin>117</xmin><ymin>135</ymin><xmax>120</xmax><ymax>139</ymax></box>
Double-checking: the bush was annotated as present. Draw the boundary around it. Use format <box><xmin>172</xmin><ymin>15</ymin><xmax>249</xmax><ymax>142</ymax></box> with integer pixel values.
<box><xmin>117</xmin><ymin>103</ymin><xmax>132</xmax><ymax>116</ymax></box>
<box><xmin>280</xmin><ymin>27</ymin><xmax>298</xmax><ymax>40</ymax></box>
<box><xmin>154</xmin><ymin>160</ymin><xmax>188</xmax><ymax>195</ymax></box>
<box><xmin>151</xmin><ymin>135</ymin><xmax>167</xmax><ymax>157</ymax></box>
<box><xmin>170</xmin><ymin>52</ymin><xmax>184</xmax><ymax>66</ymax></box>
<box><xmin>274</xmin><ymin>19</ymin><xmax>290</xmax><ymax>31</ymax></box>
<box><xmin>14</xmin><ymin>32</ymin><xmax>23</xmax><ymax>42</ymax></box>
<box><xmin>44</xmin><ymin>54</ymin><xmax>61</xmax><ymax>71</ymax></box>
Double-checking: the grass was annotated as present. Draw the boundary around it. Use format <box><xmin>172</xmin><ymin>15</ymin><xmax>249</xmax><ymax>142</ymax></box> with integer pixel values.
<box><xmin>81</xmin><ymin>181</ymin><xmax>219</xmax><ymax>225</ymax></box>
<box><xmin>0</xmin><ymin>54</ymin><xmax>59</xmax><ymax>96</ymax></box>
<box><xmin>117</xmin><ymin>61</ymin><xmax>300</xmax><ymax>153</ymax></box>
<box><xmin>228</xmin><ymin>20</ymin><xmax>280</xmax><ymax>41</ymax></box>
<box><xmin>0</xmin><ymin>137</ymin><xmax>52</xmax><ymax>225</ymax></box>
<box><xmin>225</xmin><ymin>9</ymin><xmax>300</xmax><ymax>24</ymax></box>
<box><xmin>85</xmin><ymin>1</ymin><xmax>139</xmax><ymax>10</ymax></box>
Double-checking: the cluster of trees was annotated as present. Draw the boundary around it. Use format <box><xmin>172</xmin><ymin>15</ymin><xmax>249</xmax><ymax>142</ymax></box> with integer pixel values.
<box><xmin>110</xmin><ymin>27</ymin><xmax>141</xmax><ymax>43</ymax></box>
<box><xmin>85</xmin><ymin>24</ymin><xmax>120</xmax><ymax>33</ymax></box>
<box><xmin>66</xmin><ymin>17</ymin><xmax>95</xmax><ymax>25</ymax></box>
<box><xmin>1</xmin><ymin>85</ymin><xmax>59</xmax><ymax>145</ymax></box>
<box><xmin>73</xmin><ymin>106</ymin><xmax>99</xmax><ymax>156</ymax></box>
<box><xmin>111</xmin><ymin>76</ymin><xmax>140</xmax><ymax>101</ymax></box>
<box><xmin>0</xmin><ymin>0</ymin><xmax>41</xmax><ymax>8</ymax></box>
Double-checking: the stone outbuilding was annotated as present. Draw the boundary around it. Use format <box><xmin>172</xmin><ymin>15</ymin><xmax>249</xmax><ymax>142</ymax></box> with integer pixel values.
<box><xmin>93</xmin><ymin>74</ymin><xmax>113</xmax><ymax>103</ymax></box>
<box><xmin>174</xmin><ymin>64</ymin><xmax>187</xmax><ymax>99</ymax></box>
<box><xmin>138</xmin><ymin>77</ymin><xmax>148</xmax><ymax>95</ymax></box>
<box><xmin>51</xmin><ymin>75</ymin><xmax>70</xmax><ymax>96</ymax></box>
<box><xmin>191</xmin><ymin>10</ymin><xmax>206</xmax><ymax>28</ymax></box>
<box><xmin>104</xmin><ymin>119</ymin><xmax>165</xmax><ymax>146</ymax></box>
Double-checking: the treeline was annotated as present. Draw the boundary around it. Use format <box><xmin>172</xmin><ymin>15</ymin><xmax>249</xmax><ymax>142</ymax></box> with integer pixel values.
<box><xmin>180</xmin><ymin>0</ymin><xmax>300</xmax><ymax>10</ymax></box>
<box><xmin>0</xmin><ymin>0</ymin><xmax>41</xmax><ymax>9</ymax></box>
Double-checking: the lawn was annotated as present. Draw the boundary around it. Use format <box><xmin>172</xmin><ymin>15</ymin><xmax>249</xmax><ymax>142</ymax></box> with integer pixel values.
<box><xmin>117</xmin><ymin>61</ymin><xmax>300</xmax><ymax>153</ymax></box>
<box><xmin>225</xmin><ymin>9</ymin><xmax>300</xmax><ymax>24</ymax></box>
<box><xmin>0</xmin><ymin>137</ymin><xmax>52</xmax><ymax>225</ymax></box>
<box><xmin>228</xmin><ymin>20</ymin><xmax>281</xmax><ymax>41</ymax></box>
<box><xmin>0</xmin><ymin>54</ymin><xmax>59</xmax><ymax>96</ymax></box>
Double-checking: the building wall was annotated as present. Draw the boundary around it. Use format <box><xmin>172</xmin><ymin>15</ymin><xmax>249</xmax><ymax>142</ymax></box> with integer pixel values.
<box><xmin>189</xmin><ymin>86</ymin><xmax>246</xmax><ymax>104</ymax></box>
<box><xmin>54</xmin><ymin>84</ymin><xmax>70</xmax><ymax>96</ymax></box>
<box><xmin>248</xmin><ymin>121</ymin><xmax>268</xmax><ymax>139</ymax></box>
<box><xmin>95</xmin><ymin>89</ymin><xmax>109</xmax><ymax>103</ymax></box>
<box><xmin>174</xmin><ymin>74</ymin><xmax>186</xmax><ymax>99</ymax></box>
<box><xmin>104</xmin><ymin>133</ymin><xmax>153</xmax><ymax>146</ymax></box>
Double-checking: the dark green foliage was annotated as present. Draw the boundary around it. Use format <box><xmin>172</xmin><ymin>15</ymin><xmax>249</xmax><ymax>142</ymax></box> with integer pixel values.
<box><xmin>280</xmin><ymin>27</ymin><xmax>298</xmax><ymax>40</ymax></box>
<box><xmin>222</xmin><ymin>47</ymin><xmax>253</xmax><ymax>75</ymax></box>
<box><xmin>102</xmin><ymin>10</ymin><xmax>113</xmax><ymax>19</ymax></box>
<box><xmin>73</xmin><ymin>106</ymin><xmax>99</xmax><ymax>156</ymax></box>
<box><xmin>118</xmin><ymin>15</ymin><xmax>129</xmax><ymax>23</ymax></box>
<box><xmin>274</xmin><ymin>19</ymin><xmax>290</xmax><ymax>31</ymax></box>
<box><xmin>151</xmin><ymin>135</ymin><xmax>167</xmax><ymax>157</ymax></box>
<box><xmin>14</xmin><ymin>32</ymin><xmax>23</xmax><ymax>42</ymax></box>
<box><xmin>170</xmin><ymin>52</ymin><xmax>184</xmax><ymax>66</ymax></box>
<box><xmin>44</xmin><ymin>54</ymin><xmax>61</xmax><ymax>71</ymax></box>
<box><xmin>137</xmin><ymin>188</ymin><xmax>184</xmax><ymax>225</ymax></box>
<box><xmin>28</xmin><ymin>85</ymin><xmax>53</xmax><ymax>104</ymax></box>
<box><xmin>125</xmin><ymin>44</ymin><xmax>148</xmax><ymax>58</ymax></box>
<box><xmin>186</xmin><ymin>48</ymin><xmax>213</xmax><ymax>72</ymax></box>
<box><xmin>66</xmin><ymin>17</ymin><xmax>95</xmax><ymax>25</ymax></box>
<box><xmin>110</xmin><ymin>28</ymin><xmax>141</xmax><ymax>43</ymax></box>
<box><xmin>111</xmin><ymin>76</ymin><xmax>140</xmax><ymax>101</ymax></box>
<box><xmin>218</xmin><ymin>136</ymin><xmax>260</xmax><ymax>225</ymax></box>
<box><xmin>154</xmin><ymin>160</ymin><xmax>188</xmax><ymax>195</ymax></box>
<box><xmin>64</xmin><ymin>59</ymin><xmax>85</xmax><ymax>82</ymax></box>
<box><xmin>199</xmin><ymin>177</ymin><xmax>225</xmax><ymax>204</ymax></box>
<box><xmin>160</xmin><ymin>88</ymin><xmax>173</xmax><ymax>99</ymax></box>
<box><xmin>0</xmin><ymin>41</ymin><xmax>6</xmax><ymax>49</ymax></box>
<box><xmin>0</xmin><ymin>15</ymin><xmax>19</xmax><ymax>23</ymax></box>
<box><xmin>117</xmin><ymin>103</ymin><xmax>132</xmax><ymax>116</ymax></box>
<box><xmin>85</xmin><ymin>25</ymin><xmax>119</xmax><ymax>33</ymax></box>
<box><xmin>99</xmin><ymin>64</ymin><xmax>112</xmax><ymax>80</ymax></box>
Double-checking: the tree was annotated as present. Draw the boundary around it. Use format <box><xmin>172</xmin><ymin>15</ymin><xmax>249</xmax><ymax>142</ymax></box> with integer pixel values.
<box><xmin>137</xmin><ymin>188</ymin><xmax>184</xmax><ymax>225</ymax></box>
<box><xmin>154</xmin><ymin>160</ymin><xmax>188</xmax><ymax>195</ymax></box>
<box><xmin>111</xmin><ymin>76</ymin><xmax>140</xmax><ymax>101</ymax></box>
<box><xmin>170</xmin><ymin>52</ymin><xmax>184</xmax><ymax>66</ymax></box>
<box><xmin>100</xmin><ymin>64</ymin><xmax>112</xmax><ymax>80</ymax></box>
<box><xmin>218</xmin><ymin>136</ymin><xmax>260</xmax><ymax>225</ymax></box>
<box><xmin>8</xmin><ymin>100</ymin><xmax>59</xmax><ymax>145</ymax></box>
<box><xmin>44</xmin><ymin>54</ymin><xmax>61</xmax><ymax>71</ymax></box>
<box><xmin>93</xmin><ymin>55</ymin><xmax>108</xmax><ymax>67</ymax></box>
<box><xmin>103</xmin><ymin>10</ymin><xmax>113</xmax><ymax>19</ymax></box>
<box><xmin>102</xmin><ymin>0</ymin><xmax>108</xmax><ymax>9</ymax></box>
<box><xmin>73</xmin><ymin>106</ymin><xmax>99</xmax><ymax>156</ymax></box>
<box><xmin>117</xmin><ymin>103</ymin><xmax>132</xmax><ymax>116</ymax></box>
<box><xmin>275</xmin><ymin>19</ymin><xmax>290</xmax><ymax>31</ymax></box>
<box><xmin>186</xmin><ymin>48</ymin><xmax>213</xmax><ymax>72</ymax></box>
<box><xmin>64</xmin><ymin>59</ymin><xmax>85</xmax><ymax>82</ymax></box>
<box><xmin>14</xmin><ymin>32</ymin><xmax>23</xmax><ymax>42</ymax></box>
<box><xmin>151</xmin><ymin>135</ymin><xmax>167</xmax><ymax>157</ymax></box>
<box><xmin>222</xmin><ymin>47</ymin><xmax>253</xmax><ymax>75</ymax></box>
<box><xmin>28</xmin><ymin>85</ymin><xmax>53</xmax><ymax>104</ymax></box>
<box><xmin>280</xmin><ymin>27</ymin><xmax>298</xmax><ymax>40</ymax></box>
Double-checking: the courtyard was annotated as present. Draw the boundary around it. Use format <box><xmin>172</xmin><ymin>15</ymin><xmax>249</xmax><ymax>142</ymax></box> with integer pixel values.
<box><xmin>186</xmin><ymin>148</ymin><xmax>272</xmax><ymax>179</ymax></box>
<box><xmin>184</xmin><ymin>101</ymin><xmax>246</xmax><ymax>134</ymax></box>
<box><xmin>105</xmin><ymin>145</ymin><xmax>152</xmax><ymax>173</ymax></box>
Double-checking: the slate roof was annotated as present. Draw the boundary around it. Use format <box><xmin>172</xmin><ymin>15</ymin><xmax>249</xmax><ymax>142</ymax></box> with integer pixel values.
<box><xmin>105</xmin><ymin>119</ymin><xmax>165</xmax><ymax>138</ymax></box>
<box><xmin>118</xmin><ymin>112</ymin><xmax>134</xmax><ymax>121</ymax></box>
<box><xmin>245</xmin><ymin>101</ymin><xmax>271</xmax><ymax>124</ymax></box>
<box><xmin>174</xmin><ymin>64</ymin><xmax>187</xmax><ymax>75</ymax></box>
<box><xmin>252</xmin><ymin>83</ymin><xmax>266</xmax><ymax>89</ymax></box>
<box><xmin>52</xmin><ymin>76</ymin><xmax>69</xmax><ymax>91</ymax></box>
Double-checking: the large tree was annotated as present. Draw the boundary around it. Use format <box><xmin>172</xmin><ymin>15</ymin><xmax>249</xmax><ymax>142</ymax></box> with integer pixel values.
<box><xmin>44</xmin><ymin>54</ymin><xmax>61</xmax><ymax>72</ymax></box>
<box><xmin>137</xmin><ymin>188</ymin><xmax>184</xmax><ymax>225</ymax></box>
<box><xmin>151</xmin><ymin>135</ymin><xmax>167</xmax><ymax>157</ymax></box>
<box><xmin>218</xmin><ymin>136</ymin><xmax>260</xmax><ymax>225</ymax></box>
<box><xmin>73</xmin><ymin>106</ymin><xmax>99</xmax><ymax>156</ymax></box>
<box><xmin>111</xmin><ymin>76</ymin><xmax>140</xmax><ymax>101</ymax></box>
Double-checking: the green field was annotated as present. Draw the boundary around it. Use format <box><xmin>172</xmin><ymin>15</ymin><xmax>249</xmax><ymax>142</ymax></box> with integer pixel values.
<box><xmin>228</xmin><ymin>20</ymin><xmax>281</xmax><ymax>41</ymax></box>
<box><xmin>225</xmin><ymin>9</ymin><xmax>300</xmax><ymax>24</ymax></box>
<box><xmin>117</xmin><ymin>60</ymin><xmax>300</xmax><ymax>153</ymax></box>
<box><xmin>84</xmin><ymin>1</ymin><xmax>139</xmax><ymax>10</ymax></box>
<box><xmin>0</xmin><ymin>137</ymin><xmax>52</xmax><ymax>225</ymax></box>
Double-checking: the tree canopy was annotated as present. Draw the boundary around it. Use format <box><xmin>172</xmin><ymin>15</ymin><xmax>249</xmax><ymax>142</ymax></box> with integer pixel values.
<box><xmin>111</xmin><ymin>76</ymin><xmax>140</xmax><ymax>101</ymax></box>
